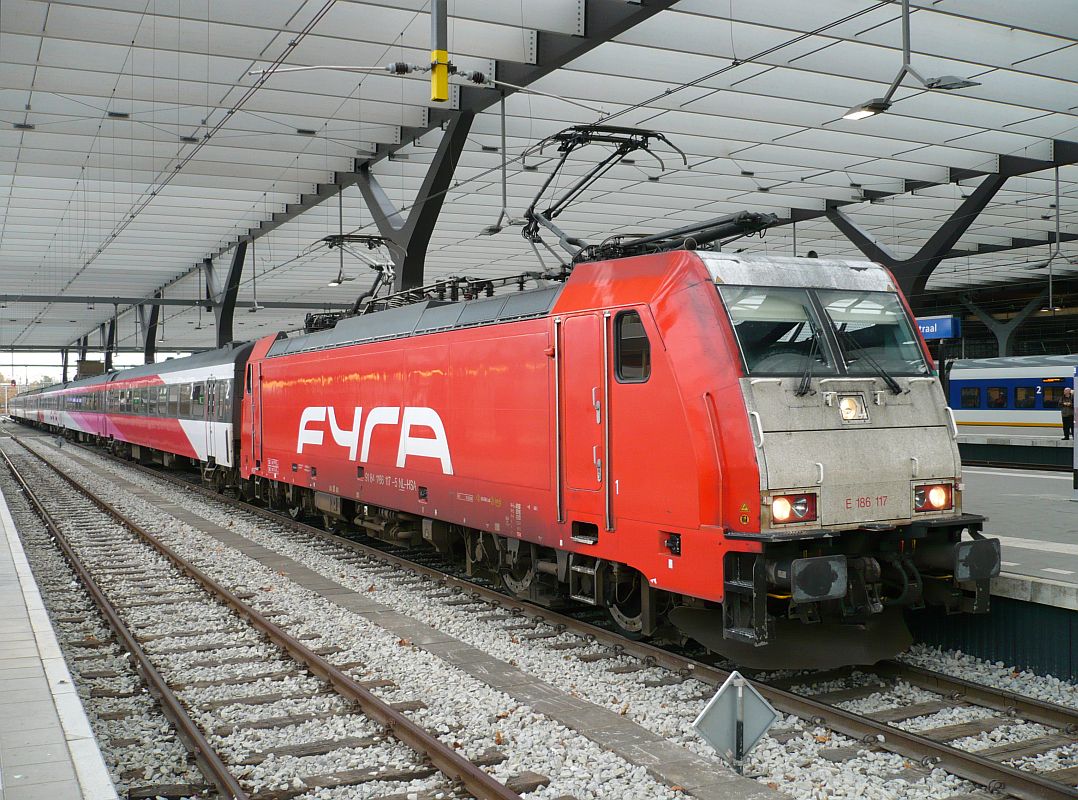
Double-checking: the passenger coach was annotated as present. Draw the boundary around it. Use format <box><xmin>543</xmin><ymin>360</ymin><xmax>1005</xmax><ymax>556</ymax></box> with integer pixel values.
<box><xmin>948</xmin><ymin>354</ymin><xmax>1078</xmax><ymax>437</ymax></box>
<box><xmin>9</xmin><ymin>344</ymin><xmax>252</xmax><ymax>486</ymax></box>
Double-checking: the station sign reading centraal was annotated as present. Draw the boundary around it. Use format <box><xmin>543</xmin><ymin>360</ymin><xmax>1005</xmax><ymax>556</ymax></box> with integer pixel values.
<box><xmin>917</xmin><ymin>315</ymin><xmax>961</xmax><ymax>340</ymax></box>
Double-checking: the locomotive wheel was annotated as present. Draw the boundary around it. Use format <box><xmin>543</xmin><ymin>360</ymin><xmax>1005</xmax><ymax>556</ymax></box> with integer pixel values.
<box><xmin>500</xmin><ymin>559</ymin><xmax>537</xmax><ymax>596</ymax></box>
<box><xmin>606</xmin><ymin>569</ymin><xmax>645</xmax><ymax>638</ymax></box>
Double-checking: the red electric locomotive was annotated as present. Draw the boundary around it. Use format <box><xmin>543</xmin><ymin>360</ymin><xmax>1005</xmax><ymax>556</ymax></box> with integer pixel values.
<box><xmin>233</xmin><ymin>249</ymin><xmax>998</xmax><ymax>667</ymax></box>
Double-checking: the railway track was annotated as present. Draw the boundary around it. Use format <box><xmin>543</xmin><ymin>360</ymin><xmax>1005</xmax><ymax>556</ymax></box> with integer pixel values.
<box><xmin>0</xmin><ymin>438</ymin><xmax>523</xmax><ymax>800</ymax></box>
<box><xmin>15</xmin><ymin>430</ymin><xmax>1078</xmax><ymax>800</ymax></box>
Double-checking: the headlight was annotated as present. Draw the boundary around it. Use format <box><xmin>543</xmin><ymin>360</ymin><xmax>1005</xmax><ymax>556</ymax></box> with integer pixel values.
<box><xmin>838</xmin><ymin>394</ymin><xmax>867</xmax><ymax>421</ymax></box>
<box><xmin>770</xmin><ymin>493</ymin><xmax>818</xmax><ymax>524</ymax></box>
<box><xmin>914</xmin><ymin>482</ymin><xmax>953</xmax><ymax>512</ymax></box>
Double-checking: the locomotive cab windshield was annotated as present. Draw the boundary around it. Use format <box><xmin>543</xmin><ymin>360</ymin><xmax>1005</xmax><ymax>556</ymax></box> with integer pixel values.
<box><xmin>719</xmin><ymin>285</ymin><xmax>931</xmax><ymax>379</ymax></box>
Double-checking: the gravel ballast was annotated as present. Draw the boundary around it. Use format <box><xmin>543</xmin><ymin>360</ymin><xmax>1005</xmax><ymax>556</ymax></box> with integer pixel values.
<box><xmin>6</xmin><ymin>438</ymin><xmax>694</xmax><ymax>800</ymax></box>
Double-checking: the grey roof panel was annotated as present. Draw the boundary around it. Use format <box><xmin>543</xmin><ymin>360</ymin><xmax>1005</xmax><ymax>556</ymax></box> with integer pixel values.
<box><xmin>415</xmin><ymin>301</ymin><xmax>466</xmax><ymax>332</ymax></box>
<box><xmin>456</xmin><ymin>295</ymin><xmax>508</xmax><ymax>325</ymax></box>
<box><xmin>267</xmin><ymin>285</ymin><xmax>564</xmax><ymax>359</ymax></box>
<box><xmin>500</xmin><ymin>286</ymin><xmax>562</xmax><ymax>319</ymax></box>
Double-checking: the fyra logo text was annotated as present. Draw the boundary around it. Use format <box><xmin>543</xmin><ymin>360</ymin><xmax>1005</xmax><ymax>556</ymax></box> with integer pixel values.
<box><xmin>296</xmin><ymin>406</ymin><xmax>454</xmax><ymax>475</ymax></box>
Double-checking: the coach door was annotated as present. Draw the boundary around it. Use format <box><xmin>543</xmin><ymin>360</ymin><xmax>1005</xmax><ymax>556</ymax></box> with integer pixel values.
<box><xmin>559</xmin><ymin>313</ymin><xmax>611</xmax><ymax>537</ymax></box>
<box><xmin>205</xmin><ymin>379</ymin><xmax>218</xmax><ymax>464</ymax></box>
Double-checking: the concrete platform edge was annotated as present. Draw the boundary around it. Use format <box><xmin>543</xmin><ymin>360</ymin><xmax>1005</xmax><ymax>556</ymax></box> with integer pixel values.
<box><xmin>0</xmin><ymin>484</ymin><xmax>118</xmax><ymax>800</ymax></box>
<box><xmin>992</xmin><ymin>571</ymin><xmax>1078</xmax><ymax>611</ymax></box>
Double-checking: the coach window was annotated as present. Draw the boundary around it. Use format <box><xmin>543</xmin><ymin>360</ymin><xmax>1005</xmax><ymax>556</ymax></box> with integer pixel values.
<box><xmin>167</xmin><ymin>385</ymin><xmax>179</xmax><ymax>416</ymax></box>
<box><xmin>987</xmin><ymin>386</ymin><xmax>1007</xmax><ymax>409</ymax></box>
<box><xmin>192</xmin><ymin>383</ymin><xmax>205</xmax><ymax>418</ymax></box>
<box><xmin>218</xmin><ymin>380</ymin><xmax>232</xmax><ymax>421</ymax></box>
<box><xmin>179</xmin><ymin>384</ymin><xmax>192</xmax><ymax>417</ymax></box>
<box><xmin>1044</xmin><ymin>385</ymin><xmax>1064</xmax><ymax>409</ymax></box>
<box><xmin>1015</xmin><ymin>387</ymin><xmax>1036</xmax><ymax>409</ymax></box>
<box><xmin>615</xmin><ymin>311</ymin><xmax>651</xmax><ymax>382</ymax></box>
<box><xmin>158</xmin><ymin>387</ymin><xmax>169</xmax><ymax>416</ymax></box>
<box><xmin>960</xmin><ymin>386</ymin><xmax>981</xmax><ymax>408</ymax></box>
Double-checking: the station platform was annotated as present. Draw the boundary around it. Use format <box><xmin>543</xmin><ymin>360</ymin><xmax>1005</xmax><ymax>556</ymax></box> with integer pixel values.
<box><xmin>0</xmin><ymin>484</ymin><xmax>116</xmax><ymax>799</ymax></box>
<box><xmin>958</xmin><ymin>433</ymin><xmax>1072</xmax><ymax>469</ymax></box>
<box><xmin>963</xmin><ymin>465</ymin><xmax>1078</xmax><ymax>606</ymax></box>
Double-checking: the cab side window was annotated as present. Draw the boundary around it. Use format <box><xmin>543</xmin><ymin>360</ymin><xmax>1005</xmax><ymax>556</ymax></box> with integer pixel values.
<box><xmin>615</xmin><ymin>311</ymin><xmax>651</xmax><ymax>383</ymax></box>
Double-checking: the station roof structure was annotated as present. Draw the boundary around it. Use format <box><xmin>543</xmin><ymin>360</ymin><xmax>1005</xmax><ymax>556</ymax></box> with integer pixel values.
<box><xmin>2</xmin><ymin>0</ymin><xmax>1076</xmax><ymax>354</ymax></box>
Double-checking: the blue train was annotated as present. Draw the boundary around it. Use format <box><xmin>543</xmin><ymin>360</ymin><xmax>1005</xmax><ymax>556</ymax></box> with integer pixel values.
<box><xmin>947</xmin><ymin>354</ymin><xmax>1077</xmax><ymax>437</ymax></box>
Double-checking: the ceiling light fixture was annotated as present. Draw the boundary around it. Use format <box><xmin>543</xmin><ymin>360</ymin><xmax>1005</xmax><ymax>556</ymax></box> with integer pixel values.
<box><xmin>843</xmin><ymin>0</ymin><xmax>980</xmax><ymax>121</ymax></box>
<box><xmin>923</xmin><ymin>76</ymin><xmax>980</xmax><ymax>91</ymax></box>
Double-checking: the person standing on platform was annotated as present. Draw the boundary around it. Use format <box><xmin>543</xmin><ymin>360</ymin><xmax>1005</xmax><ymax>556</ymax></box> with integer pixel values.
<box><xmin>1062</xmin><ymin>387</ymin><xmax>1074</xmax><ymax>440</ymax></box>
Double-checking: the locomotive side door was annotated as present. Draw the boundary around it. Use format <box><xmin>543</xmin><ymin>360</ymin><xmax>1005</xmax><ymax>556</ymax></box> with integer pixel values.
<box><xmin>560</xmin><ymin>313</ymin><xmax>607</xmax><ymax>533</ymax></box>
<box><xmin>250</xmin><ymin>363</ymin><xmax>263</xmax><ymax>469</ymax></box>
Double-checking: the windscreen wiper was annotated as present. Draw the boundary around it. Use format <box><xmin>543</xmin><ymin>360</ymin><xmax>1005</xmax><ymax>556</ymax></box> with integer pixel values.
<box><xmin>795</xmin><ymin>331</ymin><xmax>821</xmax><ymax>397</ymax></box>
<box><xmin>834</xmin><ymin>326</ymin><xmax>902</xmax><ymax>395</ymax></box>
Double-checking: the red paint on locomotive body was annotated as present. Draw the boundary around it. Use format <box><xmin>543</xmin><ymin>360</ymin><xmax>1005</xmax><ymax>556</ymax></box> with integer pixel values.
<box><xmin>242</xmin><ymin>252</ymin><xmax>763</xmax><ymax>602</ymax></box>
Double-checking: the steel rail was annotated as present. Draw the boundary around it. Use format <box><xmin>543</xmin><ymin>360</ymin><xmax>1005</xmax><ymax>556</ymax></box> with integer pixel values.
<box><xmin>0</xmin><ymin>448</ymin><xmax>249</xmax><ymax>800</ymax></box>
<box><xmin>32</xmin><ymin>433</ymin><xmax>1078</xmax><ymax>800</ymax></box>
<box><xmin>7</xmin><ymin>439</ymin><xmax>521</xmax><ymax>800</ymax></box>
<box><xmin>875</xmin><ymin>660</ymin><xmax>1078</xmax><ymax>733</ymax></box>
